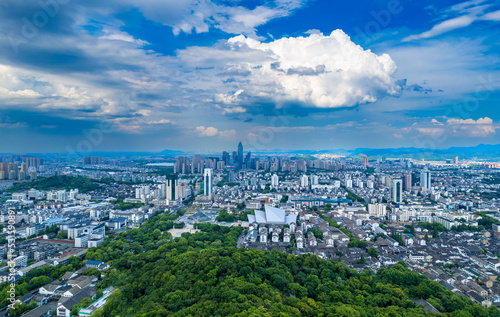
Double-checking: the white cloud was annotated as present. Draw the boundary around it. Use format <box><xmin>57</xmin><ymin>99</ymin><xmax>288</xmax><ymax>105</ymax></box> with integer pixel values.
<box><xmin>0</xmin><ymin>87</ymin><xmax>41</xmax><ymax>98</ymax></box>
<box><xmin>196</xmin><ymin>126</ymin><xmax>237</xmax><ymax>139</ymax></box>
<box><xmin>222</xmin><ymin>106</ymin><xmax>246</xmax><ymax>114</ymax></box>
<box><xmin>196</xmin><ymin>126</ymin><xmax>219</xmax><ymax>136</ymax></box>
<box><xmin>179</xmin><ymin>30</ymin><xmax>400</xmax><ymax>108</ymax></box>
<box><xmin>446</xmin><ymin>117</ymin><xmax>493</xmax><ymax>125</ymax></box>
<box><xmin>403</xmin><ymin>0</ymin><xmax>500</xmax><ymax>41</ymax></box>
<box><xmin>120</xmin><ymin>0</ymin><xmax>307</xmax><ymax>36</ymax></box>
<box><xmin>408</xmin><ymin>117</ymin><xmax>496</xmax><ymax>138</ymax></box>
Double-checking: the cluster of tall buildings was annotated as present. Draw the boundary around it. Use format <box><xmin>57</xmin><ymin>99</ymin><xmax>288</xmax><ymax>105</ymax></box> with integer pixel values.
<box><xmin>174</xmin><ymin>142</ymin><xmax>252</xmax><ymax>173</ymax></box>
<box><xmin>0</xmin><ymin>156</ymin><xmax>41</xmax><ymax>181</ymax></box>
<box><xmin>82</xmin><ymin>157</ymin><xmax>103</xmax><ymax>165</ymax></box>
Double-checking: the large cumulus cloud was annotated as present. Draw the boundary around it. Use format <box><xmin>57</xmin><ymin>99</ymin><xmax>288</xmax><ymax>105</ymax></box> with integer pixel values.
<box><xmin>179</xmin><ymin>30</ymin><xmax>400</xmax><ymax>109</ymax></box>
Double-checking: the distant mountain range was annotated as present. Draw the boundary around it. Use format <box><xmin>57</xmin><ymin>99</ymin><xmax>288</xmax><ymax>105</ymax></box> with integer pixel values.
<box><xmin>161</xmin><ymin>143</ymin><xmax>500</xmax><ymax>160</ymax></box>
<box><xmin>347</xmin><ymin>143</ymin><xmax>500</xmax><ymax>158</ymax></box>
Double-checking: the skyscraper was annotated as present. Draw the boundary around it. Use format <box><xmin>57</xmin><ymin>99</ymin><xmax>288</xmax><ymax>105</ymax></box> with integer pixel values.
<box><xmin>404</xmin><ymin>173</ymin><xmax>412</xmax><ymax>191</ymax></box>
<box><xmin>192</xmin><ymin>154</ymin><xmax>201</xmax><ymax>173</ymax></box>
<box><xmin>204</xmin><ymin>168</ymin><xmax>213</xmax><ymax>198</ymax></box>
<box><xmin>237</xmin><ymin>142</ymin><xmax>243</xmax><ymax>168</ymax></box>
<box><xmin>453</xmin><ymin>156</ymin><xmax>458</xmax><ymax>164</ymax></box>
<box><xmin>420</xmin><ymin>169</ymin><xmax>431</xmax><ymax>190</ymax></box>
<box><xmin>166</xmin><ymin>174</ymin><xmax>179</xmax><ymax>202</ymax></box>
<box><xmin>391</xmin><ymin>179</ymin><xmax>402</xmax><ymax>203</ymax></box>
<box><xmin>222</xmin><ymin>151</ymin><xmax>229</xmax><ymax>165</ymax></box>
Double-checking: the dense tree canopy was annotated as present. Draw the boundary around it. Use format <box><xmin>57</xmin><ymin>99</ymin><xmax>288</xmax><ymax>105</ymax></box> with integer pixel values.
<box><xmin>85</xmin><ymin>212</ymin><xmax>499</xmax><ymax>317</ymax></box>
<box><xmin>8</xmin><ymin>175</ymin><xmax>100</xmax><ymax>193</ymax></box>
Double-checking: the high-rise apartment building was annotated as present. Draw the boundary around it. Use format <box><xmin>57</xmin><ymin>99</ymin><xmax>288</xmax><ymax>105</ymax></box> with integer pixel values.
<box><xmin>271</xmin><ymin>174</ymin><xmax>279</xmax><ymax>187</ymax></box>
<box><xmin>404</xmin><ymin>173</ymin><xmax>412</xmax><ymax>191</ymax></box>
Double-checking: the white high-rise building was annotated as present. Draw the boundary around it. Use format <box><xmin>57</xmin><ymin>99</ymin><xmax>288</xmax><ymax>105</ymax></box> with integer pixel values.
<box><xmin>271</xmin><ymin>174</ymin><xmax>279</xmax><ymax>187</ymax></box>
<box><xmin>420</xmin><ymin>169</ymin><xmax>431</xmax><ymax>190</ymax></box>
<box><xmin>310</xmin><ymin>175</ymin><xmax>319</xmax><ymax>186</ymax></box>
<box><xmin>204</xmin><ymin>168</ymin><xmax>213</xmax><ymax>198</ymax></box>
<box><xmin>345</xmin><ymin>179</ymin><xmax>353</xmax><ymax>188</ymax></box>
<box><xmin>300</xmin><ymin>174</ymin><xmax>309</xmax><ymax>188</ymax></box>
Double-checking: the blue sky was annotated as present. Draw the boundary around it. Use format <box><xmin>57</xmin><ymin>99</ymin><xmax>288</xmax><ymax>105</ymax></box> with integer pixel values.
<box><xmin>0</xmin><ymin>0</ymin><xmax>499</xmax><ymax>153</ymax></box>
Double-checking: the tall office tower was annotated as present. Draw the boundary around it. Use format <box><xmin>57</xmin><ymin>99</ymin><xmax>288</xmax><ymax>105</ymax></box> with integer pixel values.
<box><xmin>166</xmin><ymin>174</ymin><xmax>179</xmax><ymax>202</ymax></box>
<box><xmin>420</xmin><ymin>169</ymin><xmax>431</xmax><ymax>190</ymax></box>
<box><xmin>271</xmin><ymin>174</ymin><xmax>279</xmax><ymax>187</ymax></box>
<box><xmin>191</xmin><ymin>154</ymin><xmax>201</xmax><ymax>173</ymax></box>
<box><xmin>404</xmin><ymin>173</ymin><xmax>412</xmax><ymax>191</ymax></box>
<box><xmin>364</xmin><ymin>156</ymin><xmax>368</xmax><ymax>167</ymax></box>
<box><xmin>204</xmin><ymin>168</ymin><xmax>213</xmax><ymax>198</ymax></box>
<box><xmin>391</xmin><ymin>179</ymin><xmax>403</xmax><ymax>203</ymax></box>
<box><xmin>453</xmin><ymin>156</ymin><xmax>458</xmax><ymax>164</ymax></box>
<box><xmin>222</xmin><ymin>151</ymin><xmax>230</xmax><ymax>165</ymax></box>
<box><xmin>232</xmin><ymin>151</ymin><xmax>238</xmax><ymax>165</ymax></box>
<box><xmin>244</xmin><ymin>152</ymin><xmax>251</xmax><ymax>166</ymax></box>
<box><xmin>300</xmin><ymin>174</ymin><xmax>309</xmax><ymax>188</ymax></box>
<box><xmin>237</xmin><ymin>142</ymin><xmax>243</xmax><ymax>168</ymax></box>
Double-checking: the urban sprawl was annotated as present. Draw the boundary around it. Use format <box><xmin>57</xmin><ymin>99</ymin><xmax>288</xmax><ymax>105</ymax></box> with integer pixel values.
<box><xmin>1</xmin><ymin>143</ymin><xmax>500</xmax><ymax>316</ymax></box>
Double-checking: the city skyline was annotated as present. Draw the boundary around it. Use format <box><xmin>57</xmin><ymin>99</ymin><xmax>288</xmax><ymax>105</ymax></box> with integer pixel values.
<box><xmin>1</xmin><ymin>0</ymin><xmax>499</xmax><ymax>153</ymax></box>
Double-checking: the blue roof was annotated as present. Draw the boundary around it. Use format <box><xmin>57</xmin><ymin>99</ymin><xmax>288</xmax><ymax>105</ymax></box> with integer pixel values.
<box><xmin>42</xmin><ymin>218</ymin><xmax>66</xmax><ymax>224</ymax></box>
<box><xmin>86</xmin><ymin>260</ymin><xmax>104</xmax><ymax>265</ymax></box>
<box><xmin>339</xmin><ymin>218</ymin><xmax>345</xmax><ymax>222</ymax></box>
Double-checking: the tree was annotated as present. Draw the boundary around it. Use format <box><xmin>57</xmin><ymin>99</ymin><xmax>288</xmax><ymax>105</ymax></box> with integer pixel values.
<box><xmin>56</xmin><ymin>231</ymin><xmax>68</xmax><ymax>239</ymax></box>
<box><xmin>357</xmin><ymin>255</ymin><xmax>366</xmax><ymax>264</ymax></box>
<box><xmin>368</xmin><ymin>247</ymin><xmax>378</xmax><ymax>258</ymax></box>
<box><xmin>432</xmin><ymin>227</ymin><xmax>439</xmax><ymax>239</ymax></box>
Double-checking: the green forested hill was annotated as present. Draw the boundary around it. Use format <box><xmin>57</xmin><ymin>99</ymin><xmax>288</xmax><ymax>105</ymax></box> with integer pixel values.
<box><xmin>8</xmin><ymin>175</ymin><xmax>100</xmax><ymax>193</ymax></box>
<box><xmin>86</xmin><ymin>214</ymin><xmax>499</xmax><ymax>317</ymax></box>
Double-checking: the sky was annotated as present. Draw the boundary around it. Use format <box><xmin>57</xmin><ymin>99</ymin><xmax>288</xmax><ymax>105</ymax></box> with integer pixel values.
<box><xmin>0</xmin><ymin>0</ymin><xmax>499</xmax><ymax>154</ymax></box>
